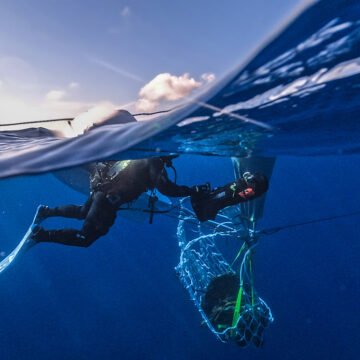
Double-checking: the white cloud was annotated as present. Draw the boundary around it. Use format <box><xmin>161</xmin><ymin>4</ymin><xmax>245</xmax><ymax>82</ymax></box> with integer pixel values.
<box><xmin>69</xmin><ymin>82</ymin><xmax>79</xmax><ymax>89</ymax></box>
<box><xmin>46</xmin><ymin>90</ymin><xmax>66</xmax><ymax>101</ymax></box>
<box><xmin>136</xmin><ymin>73</ymin><xmax>202</xmax><ymax>112</ymax></box>
<box><xmin>121</xmin><ymin>6</ymin><xmax>130</xmax><ymax>17</ymax></box>
<box><xmin>0</xmin><ymin>80</ymin><xmax>3</xmax><ymax>87</ymax></box>
<box><xmin>201</xmin><ymin>73</ymin><xmax>216</xmax><ymax>83</ymax></box>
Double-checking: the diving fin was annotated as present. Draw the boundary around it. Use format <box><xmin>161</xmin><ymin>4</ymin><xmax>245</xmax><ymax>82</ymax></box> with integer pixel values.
<box><xmin>0</xmin><ymin>205</ymin><xmax>44</xmax><ymax>274</ymax></box>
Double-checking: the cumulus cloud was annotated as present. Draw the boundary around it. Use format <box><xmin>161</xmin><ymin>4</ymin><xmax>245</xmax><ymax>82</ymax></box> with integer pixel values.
<box><xmin>136</xmin><ymin>73</ymin><xmax>202</xmax><ymax>112</ymax></box>
<box><xmin>46</xmin><ymin>90</ymin><xmax>66</xmax><ymax>101</ymax></box>
<box><xmin>135</xmin><ymin>72</ymin><xmax>216</xmax><ymax>112</ymax></box>
<box><xmin>121</xmin><ymin>6</ymin><xmax>130</xmax><ymax>17</ymax></box>
<box><xmin>201</xmin><ymin>73</ymin><xmax>216</xmax><ymax>83</ymax></box>
<box><xmin>69</xmin><ymin>82</ymin><xmax>79</xmax><ymax>89</ymax></box>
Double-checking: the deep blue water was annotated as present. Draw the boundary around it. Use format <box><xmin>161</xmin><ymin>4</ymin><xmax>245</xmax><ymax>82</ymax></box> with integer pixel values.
<box><xmin>0</xmin><ymin>0</ymin><xmax>360</xmax><ymax>358</ymax></box>
<box><xmin>0</xmin><ymin>155</ymin><xmax>360</xmax><ymax>359</ymax></box>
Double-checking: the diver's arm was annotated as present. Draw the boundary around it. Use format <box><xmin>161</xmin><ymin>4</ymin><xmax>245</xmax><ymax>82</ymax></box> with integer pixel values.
<box><xmin>156</xmin><ymin>169</ymin><xmax>192</xmax><ymax>197</ymax></box>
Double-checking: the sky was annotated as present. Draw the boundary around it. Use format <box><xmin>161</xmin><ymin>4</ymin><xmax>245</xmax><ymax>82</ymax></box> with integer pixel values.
<box><xmin>0</xmin><ymin>0</ymin><xmax>302</xmax><ymax>125</ymax></box>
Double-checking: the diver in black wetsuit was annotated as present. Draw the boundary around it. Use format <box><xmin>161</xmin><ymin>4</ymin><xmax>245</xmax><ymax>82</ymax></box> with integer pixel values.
<box><xmin>32</xmin><ymin>157</ymin><xmax>268</xmax><ymax>247</ymax></box>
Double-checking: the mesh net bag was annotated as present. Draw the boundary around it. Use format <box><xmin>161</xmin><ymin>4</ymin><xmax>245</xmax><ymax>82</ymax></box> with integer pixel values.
<box><xmin>175</xmin><ymin>202</ymin><xmax>273</xmax><ymax>347</ymax></box>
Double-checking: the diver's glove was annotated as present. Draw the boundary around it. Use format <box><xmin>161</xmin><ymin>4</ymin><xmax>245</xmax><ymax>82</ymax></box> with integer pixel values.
<box><xmin>191</xmin><ymin>182</ymin><xmax>211</xmax><ymax>196</ymax></box>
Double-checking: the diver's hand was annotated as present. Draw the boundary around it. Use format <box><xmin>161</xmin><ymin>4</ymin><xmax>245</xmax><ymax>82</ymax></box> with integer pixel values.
<box><xmin>191</xmin><ymin>182</ymin><xmax>211</xmax><ymax>195</ymax></box>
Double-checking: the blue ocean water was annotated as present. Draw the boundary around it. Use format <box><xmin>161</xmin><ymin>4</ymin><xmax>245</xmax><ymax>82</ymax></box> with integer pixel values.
<box><xmin>0</xmin><ymin>0</ymin><xmax>360</xmax><ymax>359</ymax></box>
<box><xmin>1</xmin><ymin>156</ymin><xmax>360</xmax><ymax>359</ymax></box>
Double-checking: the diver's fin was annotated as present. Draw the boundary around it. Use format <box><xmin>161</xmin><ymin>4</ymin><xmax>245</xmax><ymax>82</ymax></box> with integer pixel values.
<box><xmin>0</xmin><ymin>205</ymin><xmax>44</xmax><ymax>274</ymax></box>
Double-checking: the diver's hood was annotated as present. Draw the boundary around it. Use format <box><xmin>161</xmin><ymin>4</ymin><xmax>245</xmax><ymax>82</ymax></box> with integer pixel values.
<box><xmin>244</xmin><ymin>172</ymin><xmax>269</xmax><ymax>195</ymax></box>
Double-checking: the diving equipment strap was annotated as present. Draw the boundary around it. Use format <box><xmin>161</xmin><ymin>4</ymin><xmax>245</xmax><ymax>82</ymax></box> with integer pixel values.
<box><xmin>148</xmin><ymin>191</ymin><xmax>158</xmax><ymax>224</ymax></box>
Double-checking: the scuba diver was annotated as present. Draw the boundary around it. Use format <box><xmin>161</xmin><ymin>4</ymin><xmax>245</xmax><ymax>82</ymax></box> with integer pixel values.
<box><xmin>32</xmin><ymin>156</ymin><xmax>268</xmax><ymax>247</ymax></box>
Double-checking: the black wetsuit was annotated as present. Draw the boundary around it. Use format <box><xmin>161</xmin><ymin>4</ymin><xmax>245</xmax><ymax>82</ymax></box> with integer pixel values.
<box><xmin>35</xmin><ymin>157</ymin><xmax>191</xmax><ymax>247</ymax></box>
<box><xmin>190</xmin><ymin>177</ymin><xmax>266</xmax><ymax>222</ymax></box>
<box><xmin>34</xmin><ymin>159</ymin><xmax>269</xmax><ymax>247</ymax></box>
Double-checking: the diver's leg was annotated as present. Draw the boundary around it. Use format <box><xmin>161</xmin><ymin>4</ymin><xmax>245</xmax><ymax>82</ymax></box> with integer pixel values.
<box><xmin>81</xmin><ymin>192</ymin><xmax>117</xmax><ymax>239</ymax></box>
<box><xmin>38</xmin><ymin>196</ymin><xmax>92</xmax><ymax>221</ymax></box>
<box><xmin>34</xmin><ymin>192</ymin><xmax>118</xmax><ymax>247</ymax></box>
<box><xmin>34</xmin><ymin>228</ymin><xmax>97</xmax><ymax>247</ymax></box>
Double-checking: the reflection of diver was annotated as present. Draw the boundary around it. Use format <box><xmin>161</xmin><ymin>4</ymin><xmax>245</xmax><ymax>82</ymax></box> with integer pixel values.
<box><xmin>32</xmin><ymin>157</ymin><xmax>268</xmax><ymax>247</ymax></box>
<box><xmin>201</xmin><ymin>273</ymin><xmax>270</xmax><ymax>347</ymax></box>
